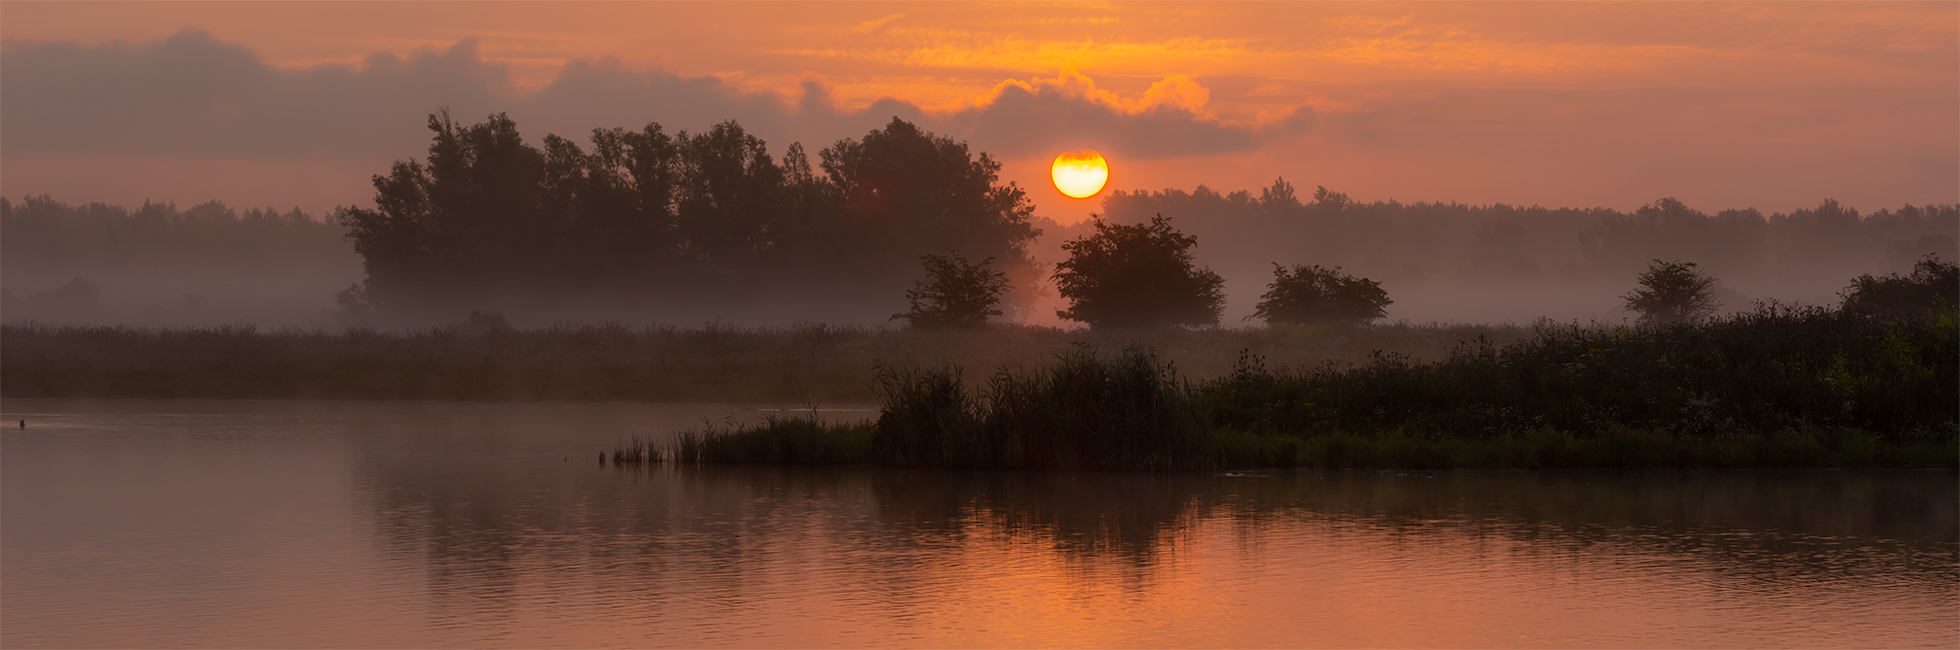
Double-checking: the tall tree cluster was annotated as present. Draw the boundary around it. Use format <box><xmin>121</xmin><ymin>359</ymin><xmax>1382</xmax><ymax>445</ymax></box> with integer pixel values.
<box><xmin>338</xmin><ymin>112</ymin><xmax>1040</xmax><ymax>318</ymax></box>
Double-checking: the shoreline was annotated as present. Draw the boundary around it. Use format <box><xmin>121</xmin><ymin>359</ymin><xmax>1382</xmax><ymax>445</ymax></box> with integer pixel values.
<box><xmin>611</xmin><ymin>419</ymin><xmax>1958</xmax><ymax>470</ymax></box>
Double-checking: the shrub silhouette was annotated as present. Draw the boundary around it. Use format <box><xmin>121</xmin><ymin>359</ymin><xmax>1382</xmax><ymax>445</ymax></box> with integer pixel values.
<box><xmin>1625</xmin><ymin>259</ymin><xmax>1717</xmax><ymax>325</ymax></box>
<box><xmin>892</xmin><ymin>252</ymin><xmax>1009</xmax><ymax>329</ymax></box>
<box><xmin>1054</xmin><ymin>214</ymin><xmax>1223</xmax><ymax>329</ymax></box>
<box><xmin>1840</xmin><ymin>255</ymin><xmax>1959</xmax><ymax>317</ymax></box>
<box><xmin>1251</xmin><ymin>264</ymin><xmax>1391</xmax><ymax>325</ymax></box>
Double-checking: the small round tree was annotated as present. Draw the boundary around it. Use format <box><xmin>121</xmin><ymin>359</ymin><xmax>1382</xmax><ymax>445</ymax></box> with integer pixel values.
<box><xmin>1251</xmin><ymin>264</ymin><xmax>1392</xmax><ymax>325</ymax></box>
<box><xmin>1624</xmin><ymin>259</ymin><xmax>1718</xmax><ymax>325</ymax></box>
<box><xmin>891</xmin><ymin>252</ymin><xmax>1010</xmax><ymax>329</ymax></box>
<box><xmin>1053</xmin><ymin>214</ymin><xmax>1224</xmax><ymax>329</ymax></box>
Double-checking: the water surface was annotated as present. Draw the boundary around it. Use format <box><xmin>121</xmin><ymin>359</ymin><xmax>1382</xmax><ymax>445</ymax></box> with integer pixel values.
<box><xmin>3</xmin><ymin>399</ymin><xmax>1954</xmax><ymax>648</ymax></box>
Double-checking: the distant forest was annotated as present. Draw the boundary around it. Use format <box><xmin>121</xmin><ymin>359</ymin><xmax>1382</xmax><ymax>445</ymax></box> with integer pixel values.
<box><xmin>1</xmin><ymin>195</ymin><xmax>344</xmax><ymax>269</ymax></box>
<box><xmin>1</xmin><ymin>195</ymin><xmax>356</xmax><ymax>325</ymax></box>
<box><xmin>2</xmin><ymin>111</ymin><xmax>1954</xmax><ymax>326</ymax></box>
<box><xmin>1092</xmin><ymin>184</ymin><xmax>1956</xmax><ymax>299</ymax></box>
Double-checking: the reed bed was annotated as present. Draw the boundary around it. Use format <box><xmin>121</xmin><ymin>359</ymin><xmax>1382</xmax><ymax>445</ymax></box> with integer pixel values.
<box><xmin>607</xmin><ymin>436</ymin><xmax>666</xmax><ymax>465</ymax></box>
<box><xmin>872</xmin><ymin>347</ymin><xmax>1213</xmax><ymax>470</ymax></box>
<box><xmin>649</xmin><ymin>305</ymin><xmax>1958</xmax><ymax>469</ymax></box>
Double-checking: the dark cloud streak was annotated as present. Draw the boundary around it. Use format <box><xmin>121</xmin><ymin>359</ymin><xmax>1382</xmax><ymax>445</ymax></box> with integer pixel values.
<box><xmin>2</xmin><ymin>29</ymin><xmax>1283</xmax><ymax>163</ymax></box>
<box><xmin>2</xmin><ymin>29</ymin><xmax>512</xmax><ymax>157</ymax></box>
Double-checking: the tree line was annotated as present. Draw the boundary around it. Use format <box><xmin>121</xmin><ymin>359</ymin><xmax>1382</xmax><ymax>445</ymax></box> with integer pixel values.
<box><xmin>6</xmin><ymin>111</ymin><xmax>1953</xmax><ymax>327</ymax></box>
<box><xmin>0</xmin><ymin>195</ymin><xmax>343</xmax><ymax>269</ymax></box>
<box><xmin>336</xmin><ymin>111</ymin><xmax>1040</xmax><ymax>320</ymax></box>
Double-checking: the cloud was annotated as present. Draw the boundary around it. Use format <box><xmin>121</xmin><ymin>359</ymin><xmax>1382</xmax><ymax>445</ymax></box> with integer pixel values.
<box><xmin>851</xmin><ymin>13</ymin><xmax>905</xmax><ymax>35</ymax></box>
<box><xmin>1</xmin><ymin>29</ymin><xmax>514</xmax><ymax>158</ymax></box>
<box><xmin>0</xmin><ymin>31</ymin><xmax>1286</xmax><ymax>164</ymax></box>
<box><xmin>934</xmin><ymin>69</ymin><xmax>1309</xmax><ymax>160</ymax></box>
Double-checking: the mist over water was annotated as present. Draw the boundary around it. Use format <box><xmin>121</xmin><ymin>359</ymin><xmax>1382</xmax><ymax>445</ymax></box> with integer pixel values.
<box><xmin>3</xmin><ymin>399</ymin><xmax>1954</xmax><ymax>648</ymax></box>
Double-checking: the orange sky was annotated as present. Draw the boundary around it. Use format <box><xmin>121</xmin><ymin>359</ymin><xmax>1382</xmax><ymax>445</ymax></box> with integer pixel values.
<box><xmin>2</xmin><ymin>1</ymin><xmax>1954</xmax><ymax>222</ymax></box>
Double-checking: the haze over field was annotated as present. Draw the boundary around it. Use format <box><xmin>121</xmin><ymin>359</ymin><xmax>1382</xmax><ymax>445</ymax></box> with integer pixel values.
<box><xmin>1</xmin><ymin>2</ymin><xmax>1954</xmax><ymax>327</ymax></box>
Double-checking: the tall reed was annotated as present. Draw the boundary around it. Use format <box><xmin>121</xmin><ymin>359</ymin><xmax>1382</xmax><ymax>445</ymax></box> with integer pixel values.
<box><xmin>668</xmin><ymin>415</ymin><xmax>876</xmax><ymax>465</ymax></box>
<box><xmin>874</xmin><ymin>347</ymin><xmax>1214</xmax><ymax>470</ymax></box>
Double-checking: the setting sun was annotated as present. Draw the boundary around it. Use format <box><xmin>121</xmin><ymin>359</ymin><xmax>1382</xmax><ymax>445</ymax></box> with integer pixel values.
<box><xmin>1051</xmin><ymin>151</ymin><xmax>1109</xmax><ymax>199</ymax></box>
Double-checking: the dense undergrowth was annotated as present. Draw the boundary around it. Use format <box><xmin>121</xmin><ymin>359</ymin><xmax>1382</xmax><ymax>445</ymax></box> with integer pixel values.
<box><xmin>623</xmin><ymin>305</ymin><xmax>1957</xmax><ymax>469</ymax></box>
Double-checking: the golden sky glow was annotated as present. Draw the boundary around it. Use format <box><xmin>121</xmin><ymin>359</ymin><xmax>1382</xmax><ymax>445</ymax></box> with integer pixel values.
<box><xmin>1</xmin><ymin>2</ymin><xmax>1954</xmax><ymax>221</ymax></box>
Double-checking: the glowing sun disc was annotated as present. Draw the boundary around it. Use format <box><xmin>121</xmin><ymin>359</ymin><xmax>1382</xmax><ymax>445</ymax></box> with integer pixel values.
<box><xmin>1052</xmin><ymin>151</ymin><xmax>1109</xmax><ymax>199</ymax></box>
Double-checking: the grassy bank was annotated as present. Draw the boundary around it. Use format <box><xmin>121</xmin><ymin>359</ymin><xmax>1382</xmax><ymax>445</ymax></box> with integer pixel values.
<box><xmin>618</xmin><ymin>306</ymin><xmax>1957</xmax><ymax>469</ymax></box>
<box><xmin>1</xmin><ymin>320</ymin><xmax>1529</xmax><ymax>402</ymax></box>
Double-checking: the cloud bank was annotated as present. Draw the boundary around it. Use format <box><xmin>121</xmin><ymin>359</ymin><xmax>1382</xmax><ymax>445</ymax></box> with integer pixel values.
<box><xmin>1</xmin><ymin>26</ymin><xmax>1949</xmax><ymax>218</ymax></box>
<box><xmin>1</xmin><ymin>29</ymin><xmax>1288</xmax><ymax>163</ymax></box>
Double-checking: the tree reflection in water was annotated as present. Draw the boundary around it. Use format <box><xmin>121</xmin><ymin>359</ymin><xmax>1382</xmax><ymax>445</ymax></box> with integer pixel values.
<box><xmin>363</xmin><ymin>462</ymin><xmax>1956</xmax><ymax>601</ymax></box>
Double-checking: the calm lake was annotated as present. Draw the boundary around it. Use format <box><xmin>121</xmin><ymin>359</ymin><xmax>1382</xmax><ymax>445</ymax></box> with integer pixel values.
<box><xmin>2</xmin><ymin>398</ymin><xmax>1954</xmax><ymax>648</ymax></box>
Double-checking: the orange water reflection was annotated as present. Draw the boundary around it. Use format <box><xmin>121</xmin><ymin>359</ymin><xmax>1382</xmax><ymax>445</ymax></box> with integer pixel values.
<box><xmin>3</xmin><ymin>401</ymin><xmax>1954</xmax><ymax>648</ymax></box>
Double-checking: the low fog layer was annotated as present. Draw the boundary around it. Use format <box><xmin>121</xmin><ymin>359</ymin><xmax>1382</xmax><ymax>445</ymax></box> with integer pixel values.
<box><xmin>2</xmin><ymin>113</ymin><xmax>1952</xmax><ymax>330</ymax></box>
<box><xmin>1</xmin><ymin>196</ymin><xmax>358</xmax><ymax>328</ymax></box>
<box><xmin>4</xmin><ymin>191</ymin><xmax>1949</xmax><ymax>330</ymax></box>
<box><xmin>1073</xmin><ymin>185</ymin><xmax>1957</xmax><ymax>325</ymax></box>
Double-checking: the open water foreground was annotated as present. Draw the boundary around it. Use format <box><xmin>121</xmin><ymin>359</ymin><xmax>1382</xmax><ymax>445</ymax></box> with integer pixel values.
<box><xmin>1</xmin><ymin>398</ymin><xmax>1954</xmax><ymax>648</ymax></box>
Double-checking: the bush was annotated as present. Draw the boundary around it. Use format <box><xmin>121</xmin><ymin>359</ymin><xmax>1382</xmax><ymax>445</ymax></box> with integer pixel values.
<box><xmin>1840</xmin><ymin>255</ymin><xmax>1958</xmax><ymax>317</ymax></box>
<box><xmin>1053</xmin><ymin>214</ymin><xmax>1224</xmax><ymax>329</ymax></box>
<box><xmin>891</xmin><ymin>252</ymin><xmax>1009</xmax><ymax>329</ymax></box>
<box><xmin>1624</xmin><ymin>259</ymin><xmax>1717</xmax><ymax>325</ymax></box>
<box><xmin>1251</xmin><ymin>264</ymin><xmax>1392</xmax><ymax>325</ymax></box>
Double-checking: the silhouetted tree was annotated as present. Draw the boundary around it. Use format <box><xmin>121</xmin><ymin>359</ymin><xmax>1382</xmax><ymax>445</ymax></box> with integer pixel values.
<box><xmin>341</xmin><ymin>110</ymin><xmax>558</xmax><ymax>311</ymax></box>
<box><xmin>1581</xmin><ymin>197</ymin><xmax>1767</xmax><ymax>278</ymax></box>
<box><xmin>1310</xmin><ymin>185</ymin><xmax>1351</xmax><ymax>212</ymax></box>
<box><xmin>891</xmin><ymin>252</ymin><xmax>1009</xmax><ymax>329</ymax></box>
<box><xmin>673</xmin><ymin>120</ymin><xmax>788</xmax><ymax>287</ymax></box>
<box><xmin>1251</xmin><ymin>264</ymin><xmax>1391</xmax><ymax>325</ymax></box>
<box><xmin>339</xmin><ymin>111</ymin><xmax>1038</xmax><ymax>320</ymax></box>
<box><xmin>1257</xmin><ymin>177</ymin><xmax>1300</xmax><ymax>213</ymax></box>
<box><xmin>819</xmin><ymin>117</ymin><xmax>1040</xmax><ymax>280</ymax></box>
<box><xmin>1625</xmin><ymin>259</ymin><xmax>1718</xmax><ymax>325</ymax></box>
<box><xmin>1840</xmin><ymin>255</ymin><xmax>1959</xmax><ymax>317</ymax></box>
<box><xmin>1054</xmin><ymin>215</ymin><xmax>1223</xmax><ymax>329</ymax></box>
<box><xmin>540</xmin><ymin>123</ymin><xmax>680</xmax><ymax>288</ymax></box>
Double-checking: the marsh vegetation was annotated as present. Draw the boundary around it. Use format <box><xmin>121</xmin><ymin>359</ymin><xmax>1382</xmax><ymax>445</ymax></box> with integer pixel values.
<box><xmin>618</xmin><ymin>304</ymin><xmax>1957</xmax><ymax>469</ymax></box>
